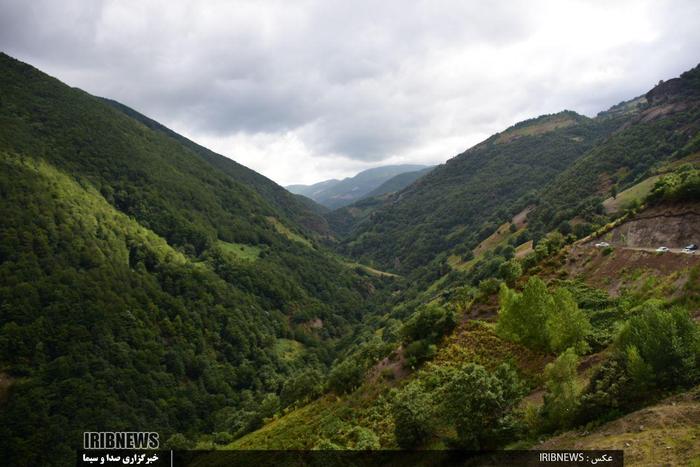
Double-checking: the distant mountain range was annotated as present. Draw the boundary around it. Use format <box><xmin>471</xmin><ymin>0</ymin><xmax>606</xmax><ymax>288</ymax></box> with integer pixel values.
<box><xmin>286</xmin><ymin>164</ymin><xmax>432</xmax><ymax>209</ymax></box>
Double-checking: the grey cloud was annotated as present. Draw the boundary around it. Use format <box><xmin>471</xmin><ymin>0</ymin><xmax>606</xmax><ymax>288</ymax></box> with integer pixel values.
<box><xmin>1</xmin><ymin>0</ymin><xmax>699</xmax><ymax>184</ymax></box>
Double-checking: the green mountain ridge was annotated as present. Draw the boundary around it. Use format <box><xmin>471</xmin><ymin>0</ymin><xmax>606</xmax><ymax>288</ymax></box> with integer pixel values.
<box><xmin>286</xmin><ymin>164</ymin><xmax>429</xmax><ymax>209</ymax></box>
<box><xmin>332</xmin><ymin>68</ymin><xmax>700</xmax><ymax>283</ymax></box>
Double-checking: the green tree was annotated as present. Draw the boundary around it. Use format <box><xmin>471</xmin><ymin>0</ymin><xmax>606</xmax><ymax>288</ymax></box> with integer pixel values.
<box><xmin>546</xmin><ymin>289</ymin><xmax>591</xmax><ymax>354</ymax></box>
<box><xmin>498</xmin><ymin>259</ymin><xmax>522</xmax><ymax>286</ymax></box>
<box><xmin>616</xmin><ymin>303</ymin><xmax>700</xmax><ymax>387</ymax></box>
<box><xmin>391</xmin><ymin>381</ymin><xmax>434</xmax><ymax>448</ymax></box>
<box><xmin>328</xmin><ymin>357</ymin><xmax>365</xmax><ymax>394</ymax></box>
<box><xmin>497</xmin><ymin>277</ymin><xmax>554</xmax><ymax>350</ymax></box>
<box><xmin>540</xmin><ymin>348</ymin><xmax>580</xmax><ymax>431</ymax></box>
<box><xmin>280</xmin><ymin>369</ymin><xmax>323</xmax><ymax>408</ymax></box>
<box><xmin>440</xmin><ymin>363</ymin><xmax>524</xmax><ymax>449</ymax></box>
<box><xmin>401</xmin><ymin>304</ymin><xmax>456</xmax><ymax>344</ymax></box>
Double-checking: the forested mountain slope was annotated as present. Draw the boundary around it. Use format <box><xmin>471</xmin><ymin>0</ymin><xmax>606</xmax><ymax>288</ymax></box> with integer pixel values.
<box><xmin>0</xmin><ymin>53</ymin><xmax>394</xmax><ymax>466</ymax></box>
<box><xmin>527</xmin><ymin>65</ymin><xmax>700</xmax><ymax>236</ymax></box>
<box><xmin>336</xmin><ymin>66</ymin><xmax>700</xmax><ymax>279</ymax></box>
<box><xmin>337</xmin><ymin>111</ymin><xmax>620</xmax><ymax>275</ymax></box>
<box><xmin>101</xmin><ymin>98</ymin><xmax>332</xmax><ymax>236</ymax></box>
<box><xmin>362</xmin><ymin>166</ymin><xmax>434</xmax><ymax>199</ymax></box>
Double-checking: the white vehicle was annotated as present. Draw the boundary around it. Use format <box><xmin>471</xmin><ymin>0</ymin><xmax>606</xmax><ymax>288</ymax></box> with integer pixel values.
<box><xmin>682</xmin><ymin>248</ymin><xmax>695</xmax><ymax>254</ymax></box>
<box><xmin>594</xmin><ymin>242</ymin><xmax>610</xmax><ymax>248</ymax></box>
<box><xmin>656</xmin><ymin>246</ymin><xmax>669</xmax><ymax>252</ymax></box>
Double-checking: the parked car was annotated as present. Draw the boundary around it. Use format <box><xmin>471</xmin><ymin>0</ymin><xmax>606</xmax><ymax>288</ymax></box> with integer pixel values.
<box><xmin>684</xmin><ymin>244</ymin><xmax>698</xmax><ymax>251</ymax></box>
<box><xmin>656</xmin><ymin>246</ymin><xmax>669</xmax><ymax>252</ymax></box>
<box><xmin>682</xmin><ymin>248</ymin><xmax>695</xmax><ymax>254</ymax></box>
<box><xmin>594</xmin><ymin>242</ymin><xmax>610</xmax><ymax>248</ymax></box>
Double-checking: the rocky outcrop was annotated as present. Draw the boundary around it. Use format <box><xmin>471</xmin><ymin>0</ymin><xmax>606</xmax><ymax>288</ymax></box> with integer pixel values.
<box><xmin>605</xmin><ymin>202</ymin><xmax>700</xmax><ymax>248</ymax></box>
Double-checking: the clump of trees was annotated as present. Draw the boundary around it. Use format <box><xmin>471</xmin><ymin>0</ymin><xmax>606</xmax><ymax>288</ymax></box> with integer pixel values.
<box><xmin>647</xmin><ymin>165</ymin><xmax>700</xmax><ymax>204</ymax></box>
<box><xmin>578</xmin><ymin>302</ymin><xmax>700</xmax><ymax>423</ymax></box>
<box><xmin>526</xmin><ymin>300</ymin><xmax>700</xmax><ymax>435</ymax></box>
<box><xmin>497</xmin><ymin>277</ymin><xmax>591</xmax><ymax>354</ymax></box>
<box><xmin>401</xmin><ymin>304</ymin><xmax>456</xmax><ymax>367</ymax></box>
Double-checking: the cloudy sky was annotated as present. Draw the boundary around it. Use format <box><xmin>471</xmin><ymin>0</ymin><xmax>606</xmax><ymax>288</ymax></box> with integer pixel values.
<box><xmin>1</xmin><ymin>0</ymin><xmax>699</xmax><ymax>185</ymax></box>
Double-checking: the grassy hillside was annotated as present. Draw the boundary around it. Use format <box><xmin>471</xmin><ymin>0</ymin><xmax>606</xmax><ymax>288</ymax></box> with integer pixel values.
<box><xmin>0</xmin><ymin>54</ymin><xmax>395</xmax><ymax>466</ymax></box>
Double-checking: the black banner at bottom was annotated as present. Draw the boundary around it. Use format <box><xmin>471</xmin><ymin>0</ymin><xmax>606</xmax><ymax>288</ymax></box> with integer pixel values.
<box><xmin>77</xmin><ymin>449</ymin><xmax>624</xmax><ymax>467</ymax></box>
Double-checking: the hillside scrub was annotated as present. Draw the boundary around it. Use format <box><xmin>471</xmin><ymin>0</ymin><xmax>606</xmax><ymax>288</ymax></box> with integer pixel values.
<box><xmin>578</xmin><ymin>301</ymin><xmax>700</xmax><ymax>424</ymax></box>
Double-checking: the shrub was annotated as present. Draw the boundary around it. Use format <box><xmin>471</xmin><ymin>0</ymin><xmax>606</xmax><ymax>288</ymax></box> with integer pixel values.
<box><xmin>478</xmin><ymin>277</ymin><xmax>502</xmax><ymax>297</ymax></box>
<box><xmin>348</xmin><ymin>426</ymin><xmax>380</xmax><ymax>450</ymax></box>
<box><xmin>498</xmin><ymin>259</ymin><xmax>523</xmax><ymax>285</ymax></box>
<box><xmin>404</xmin><ymin>339</ymin><xmax>437</xmax><ymax>367</ymax></box>
<box><xmin>213</xmin><ymin>432</ymin><xmax>234</xmax><ymax>445</ymax></box>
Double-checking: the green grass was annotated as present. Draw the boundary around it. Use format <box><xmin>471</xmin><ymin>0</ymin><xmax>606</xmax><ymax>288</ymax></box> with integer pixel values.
<box><xmin>266</xmin><ymin>216</ymin><xmax>312</xmax><ymax>247</ymax></box>
<box><xmin>217</xmin><ymin>240</ymin><xmax>261</xmax><ymax>261</ymax></box>
<box><xmin>602</xmin><ymin>175</ymin><xmax>660</xmax><ymax>213</ymax></box>
<box><xmin>274</xmin><ymin>338</ymin><xmax>305</xmax><ymax>362</ymax></box>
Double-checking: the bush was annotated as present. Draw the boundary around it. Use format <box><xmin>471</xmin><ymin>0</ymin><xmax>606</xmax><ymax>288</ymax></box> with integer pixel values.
<box><xmin>404</xmin><ymin>339</ymin><xmax>437</xmax><ymax>367</ymax></box>
<box><xmin>478</xmin><ymin>277</ymin><xmax>502</xmax><ymax>297</ymax></box>
<box><xmin>164</xmin><ymin>433</ymin><xmax>194</xmax><ymax>450</ymax></box>
<box><xmin>213</xmin><ymin>432</ymin><xmax>234</xmax><ymax>445</ymax></box>
<box><xmin>348</xmin><ymin>426</ymin><xmax>380</xmax><ymax>450</ymax></box>
<box><xmin>498</xmin><ymin>259</ymin><xmax>523</xmax><ymax>285</ymax></box>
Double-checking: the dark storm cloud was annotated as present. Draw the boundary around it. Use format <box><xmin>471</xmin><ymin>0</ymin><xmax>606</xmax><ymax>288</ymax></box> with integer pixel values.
<box><xmin>1</xmin><ymin>0</ymin><xmax>699</xmax><ymax>184</ymax></box>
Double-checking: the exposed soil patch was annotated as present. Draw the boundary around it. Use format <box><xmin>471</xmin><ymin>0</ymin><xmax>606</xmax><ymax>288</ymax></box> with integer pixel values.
<box><xmin>591</xmin><ymin>202</ymin><xmax>700</xmax><ymax>249</ymax></box>
<box><xmin>366</xmin><ymin>347</ymin><xmax>410</xmax><ymax>385</ymax></box>
<box><xmin>565</xmin><ymin>245</ymin><xmax>700</xmax><ymax>296</ymax></box>
<box><xmin>512</xmin><ymin>205</ymin><xmax>534</xmax><ymax>229</ymax></box>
